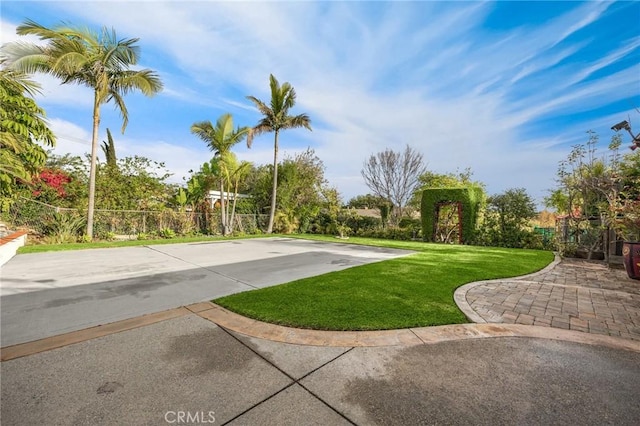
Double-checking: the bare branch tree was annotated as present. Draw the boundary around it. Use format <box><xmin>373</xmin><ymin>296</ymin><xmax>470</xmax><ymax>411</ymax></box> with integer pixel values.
<box><xmin>361</xmin><ymin>145</ymin><xmax>426</xmax><ymax>220</ymax></box>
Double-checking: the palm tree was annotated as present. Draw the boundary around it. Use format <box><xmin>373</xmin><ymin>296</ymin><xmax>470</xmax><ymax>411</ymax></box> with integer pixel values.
<box><xmin>191</xmin><ymin>113</ymin><xmax>249</xmax><ymax>235</ymax></box>
<box><xmin>224</xmin><ymin>158</ymin><xmax>252</xmax><ymax>234</ymax></box>
<box><xmin>246</xmin><ymin>74</ymin><xmax>312</xmax><ymax>233</ymax></box>
<box><xmin>2</xmin><ymin>19</ymin><xmax>163</xmax><ymax>238</ymax></box>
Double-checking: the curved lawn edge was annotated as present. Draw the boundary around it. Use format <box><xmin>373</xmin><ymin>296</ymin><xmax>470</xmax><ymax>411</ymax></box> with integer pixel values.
<box><xmin>454</xmin><ymin>253</ymin><xmax>562</xmax><ymax>323</ymax></box>
<box><xmin>214</xmin><ymin>237</ymin><xmax>556</xmax><ymax>331</ymax></box>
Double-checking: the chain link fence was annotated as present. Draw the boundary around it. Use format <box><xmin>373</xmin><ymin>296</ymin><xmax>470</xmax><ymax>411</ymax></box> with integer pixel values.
<box><xmin>2</xmin><ymin>198</ymin><xmax>268</xmax><ymax>242</ymax></box>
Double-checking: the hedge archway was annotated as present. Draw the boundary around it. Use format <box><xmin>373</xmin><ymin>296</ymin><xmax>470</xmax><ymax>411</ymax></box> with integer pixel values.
<box><xmin>421</xmin><ymin>187</ymin><xmax>483</xmax><ymax>243</ymax></box>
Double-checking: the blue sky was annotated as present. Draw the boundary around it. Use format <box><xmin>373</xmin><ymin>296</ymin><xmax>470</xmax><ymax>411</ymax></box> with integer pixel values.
<box><xmin>2</xmin><ymin>1</ymin><xmax>639</xmax><ymax>207</ymax></box>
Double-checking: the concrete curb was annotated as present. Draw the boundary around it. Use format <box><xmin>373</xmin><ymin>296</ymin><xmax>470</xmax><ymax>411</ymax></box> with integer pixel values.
<box><xmin>1</xmin><ymin>307</ymin><xmax>189</xmax><ymax>362</ymax></box>
<box><xmin>190</xmin><ymin>302</ymin><xmax>640</xmax><ymax>353</ymax></box>
<box><xmin>4</xmin><ymin>298</ymin><xmax>639</xmax><ymax>362</ymax></box>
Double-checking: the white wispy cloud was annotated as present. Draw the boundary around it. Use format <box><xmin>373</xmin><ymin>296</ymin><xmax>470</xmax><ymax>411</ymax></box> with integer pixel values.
<box><xmin>2</xmin><ymin>1</ymin><xmax>638</xmax><ymax>207</ymax></box>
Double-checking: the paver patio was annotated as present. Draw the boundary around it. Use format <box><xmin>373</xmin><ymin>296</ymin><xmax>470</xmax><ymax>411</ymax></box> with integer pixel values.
<box><xmin>457</xmin><ymin>258</ymin><xmax>640</xmax><ymax>341</ymax></box>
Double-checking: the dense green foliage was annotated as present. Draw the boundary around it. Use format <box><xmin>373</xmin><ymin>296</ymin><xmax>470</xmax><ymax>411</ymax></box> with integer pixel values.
<box><xmin>546</xmin><ymin>131</ymin><xmax>640</xmax><ymax>256</ymax></box>
<box><xmin>475</xmin><ymin>188</ymin><xmax>539</xmax><ymax>248</ymax></box>
<box><xmin>421</xmin><ymin>187</ymin><xmax>484</xmax><ymax>243</ymax></box>
<box><xmin>247</xmin><ymin>149</ymin><xmax>332</xmax><ymax>233</ymax></box>
<box><xmin>0</xmin><ymin>68</ymin><xmax>55</xmax><ymax>209</ymax></box>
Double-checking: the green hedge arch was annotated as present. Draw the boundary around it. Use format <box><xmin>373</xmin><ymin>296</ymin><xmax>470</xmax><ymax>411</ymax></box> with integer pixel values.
<box><xmin>421</xmin><ymin>187</ymin><xmax>484</xmax><ymax>243</ymax></box>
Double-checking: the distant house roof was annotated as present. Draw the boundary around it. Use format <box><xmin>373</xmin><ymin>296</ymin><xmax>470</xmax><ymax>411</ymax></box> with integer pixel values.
<box><xmin>206</xmin><ymin>190</ymin><xmax>251</xmax><ymax>209</ymax></box>
<box><xmin>207</xmin><ymin>190</ymin><xmax>251</xmax><ymax>200</ymax></box>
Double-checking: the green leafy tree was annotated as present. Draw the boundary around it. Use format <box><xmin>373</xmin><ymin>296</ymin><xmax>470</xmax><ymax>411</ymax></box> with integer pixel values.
<box><xmin>3</xmin><ymin>19</ymin><xmax>163</xmax><ymax>238</ymax></box>
<box><xmin>0</xmin><ymin>67</ymin><xmax>55</xmax><ymax>209</ymax></box>
<box><xmin>245</xmin><ymin>149</ymin><xmax>328</xmax><ymax>233</ymax></box>
<box><xmin>180</xmin><ymin>158</ymin><xmax>225</xmax><ymax>234</ymax></box>
<box><xmin>246</xmin><ymin>74</ymin><xmax>312</xmax><ymax>233</ymax></box>
<box><xmin>275</xmin><ymin>149</ymin><xmax>326</xmax><ymax>233</ymax></box>
<box><xmin>546</xmin><ymin>131</ymin><xmax>626</xmax><ymax>258</ymax></box>
<box><xmin>479</xmin><ymin>188</ymin><xmax>537</xmax><ymax>248</ymax></box>
<box><xmin>95</xmin><ymin>155</ymin><xmax>171</xmax><ymax>211</ymax></box>
<box><xmin>191</xmin><ymin>113</ymin><xmax>249</xmax><ymax>235</ymax></box>
<box><xmin>245</xmin><ymin>163</ymin><xmax>273</xmax><ymax>214</ymax></box>
<box><xmin>347</xmin><ymin>194</ymin><xmax>386</xmax><ymax>209</ymax></box>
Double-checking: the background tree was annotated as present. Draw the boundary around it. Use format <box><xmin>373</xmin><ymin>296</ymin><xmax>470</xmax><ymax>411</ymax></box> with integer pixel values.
<box><xmin>546</xmin><ymin>131</ymin><xmax>625</xmax><ymax>259</ymax></box>
<box><xmin>361</xmin><ymin>144</ymin><xmax>426</xmax><ymax>223</ymax></box>
<box><xmin>223</xmin><ymin>157</ymin><xmax>252</xmax><ymax>233</ymax></box>
<box><xmin>246</xmin><ymin>74</ymin><xmax>312</xmax><ymax>234</ymax></box>
<box><xmin>246</xmin><ymin>148</ymin><xmax>328</xmax><ymax>233</ymax></box>
<box><xmin>478</xmin><ymin>188</ymin><xmax>537</xmax><ymax>248</ymax></box>
<box><xmin>101</xmin><ymin>128</ymin><xmax>117</xmax><ymax>168</ymax></box>
<box><xmin>191</xmin><ymin>113</ymin><xmax>249</xmax><ymax>235</ymax></box>
<box><xmin>0</xmin><ymin>67</ymin><xmax>55</xmax><ymax>209</ymax></box>
<box><xmin>3</xmin><ymin>19</ymin><xmax>163</xmax><ymax>238</ymax></box>
<box><xmin>275</xmin><ymin>148</ymin><xmax>326</xmax><ymax>233</ymax></box>
<box><xmin>94</xmin><ymin>155</ymin><xmax>172</xmax><ymax>211</ymax></box>
<box><xmin>346</xmin><ymin>194</ymin><xmax>386</xmax><ymax>209</ymax></box>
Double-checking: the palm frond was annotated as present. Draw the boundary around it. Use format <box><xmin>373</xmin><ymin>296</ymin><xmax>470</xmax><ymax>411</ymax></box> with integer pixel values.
<box><xmin>285</xmin><ymin>114</ymin><xmax>312</xmax><ymax>131</ymax></box>
<box><xmin>111</xmin><ymin>69</ymin><xmax>163</xmax><ymax>96</ymax></box>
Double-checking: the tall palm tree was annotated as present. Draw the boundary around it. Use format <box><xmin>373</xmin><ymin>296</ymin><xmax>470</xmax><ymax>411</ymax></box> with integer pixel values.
<box><xmin>2</xmin><ymin>19</ymin><xmax>163</xmax><ymax>238</ymax></box>
<box><xmin>246</xmin><ymin>74</ymin><xmax>312</xmax><ymax>233</ymax></box>
<box><xmin>191</xmin><ymin>113</ymin><xmax>249</xmax><ymax>235</ymax></box>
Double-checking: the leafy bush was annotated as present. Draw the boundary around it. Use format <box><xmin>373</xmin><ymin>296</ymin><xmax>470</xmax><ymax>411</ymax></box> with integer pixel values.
<box><xmin>355</xmin><ymin>227</ymin><xmax>416</xmax><ymax>241</ymax></box>
<box><xmin>159</xmin><ymin>228</ymin><xmax>176</xmax><ymax>239</ymax></box>
<box><xmin>41</xmin><ymin>212</ymin><xmax>86</xmax><ymax>243</ymax></box>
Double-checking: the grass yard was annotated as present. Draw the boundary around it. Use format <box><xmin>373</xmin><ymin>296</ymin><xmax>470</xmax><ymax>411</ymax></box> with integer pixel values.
<box><xmin>17</xmin><ymin>234</ymin><xmax>268</xmax><ymax>254</ymax></box>
<box><xmin>215</xmin><ymin>235</ymin><xmax>555</xmax><ymax>330</ymax></box>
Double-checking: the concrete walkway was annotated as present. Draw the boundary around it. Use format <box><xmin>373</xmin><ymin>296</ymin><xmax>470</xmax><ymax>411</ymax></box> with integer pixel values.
<box><xmin>455</xmin><ymin>257</ymin><xmax>640</xmax><ymax>341</ymax></box>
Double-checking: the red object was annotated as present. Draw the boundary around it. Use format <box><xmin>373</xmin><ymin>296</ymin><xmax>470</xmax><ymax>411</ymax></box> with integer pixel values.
<box><xmin>32</xmin><ymin>169</ymin><xmax>71</xmax><ymax>197</ymax></box>
<box><xmin>623</xmin><ymin>242</ymin><xmax>640</xmax><ymax>280</ymax></box>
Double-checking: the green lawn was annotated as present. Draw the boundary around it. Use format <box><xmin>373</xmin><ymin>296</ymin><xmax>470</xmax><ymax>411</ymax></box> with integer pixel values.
<box><xmin>215</xmin><ymin>235</ymin><xmax>554</xmax><ymax>331</ymax></box>
<box><xmin>17</xmin><ymin>234</ymin><xmax>268</xmax><ymax>254</ymax></box>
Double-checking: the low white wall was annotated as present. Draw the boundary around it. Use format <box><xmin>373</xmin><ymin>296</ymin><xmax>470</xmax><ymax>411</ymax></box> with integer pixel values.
<box><xmin>0</xmin><ymin>232</ymin><xmax>27</xmax><ymax>267</ymax></box>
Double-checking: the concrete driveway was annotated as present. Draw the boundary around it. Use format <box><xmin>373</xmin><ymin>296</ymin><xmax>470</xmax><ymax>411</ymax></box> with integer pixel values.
<box><xmin>2</xmin><ymin>313</ymin><xmax>639</xmax><ymax>425</ymax></box>
<box><xmin>1</xmin><ymin>238</ymin><xmax>639</xmax><ymax>425</ymax></box>
<box><xmin>0</xmin><ymin>237</ymin><xmax>413</xmax><ymax>346</ymax></box>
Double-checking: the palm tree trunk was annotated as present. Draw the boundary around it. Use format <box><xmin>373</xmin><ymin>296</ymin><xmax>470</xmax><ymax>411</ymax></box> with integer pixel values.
<box><xmin>219</xmin><ymin>178</ymin><xmax>227</xmax><ymax>235</ymax></box>
<box><xmin>267</xmin><ymin>130</ymin><xmax>279</xmax><ymax>234</ymax></box>
<box><xmin>86</xmin><ymin>92</ymin><xmax>101</xmax><ymax>239</ymax></box>
<box><xmin>230</xmin><ymin>178</ymin><xmax>239</xmax><ymax>235</ymax></box>
<box><xmin>225</xmin><ymin>183</ymin><xmax>232</xmax><ymax>235</ymax></box>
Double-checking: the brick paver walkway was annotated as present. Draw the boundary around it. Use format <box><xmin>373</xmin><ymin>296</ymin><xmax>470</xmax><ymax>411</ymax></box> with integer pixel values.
<box><xmin>459</xmin><ymin>259</ymin><xmax>640</xmax><ymax>341</ymax></box>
